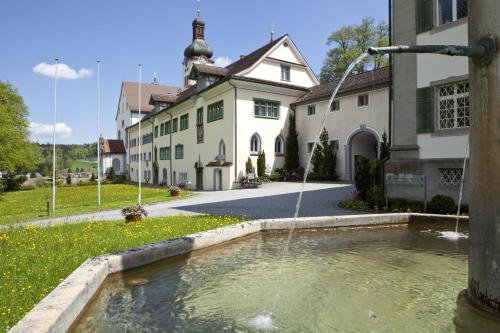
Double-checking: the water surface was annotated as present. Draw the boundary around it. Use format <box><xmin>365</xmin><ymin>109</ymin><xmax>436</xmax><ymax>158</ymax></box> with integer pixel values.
<box><xmin>72</xmin><ymin>226</ymin><xmax>480</xmax><ymax>332</ymax></box>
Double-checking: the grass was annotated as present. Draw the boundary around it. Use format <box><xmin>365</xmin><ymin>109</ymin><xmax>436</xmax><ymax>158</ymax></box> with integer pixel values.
<box><xmin>67</xmin><ymin>160</ymin><xmax>97</xmax><ymax>173</ymax></box>
<box><xmin>0</xmin><ymin>215</ymin><xmax>245</xmax><ymax>331</ymax></box>
<box><xmin>0</xmin><ymin>184</ymin><xmax>191</xmax><ymax>225</ymax></box>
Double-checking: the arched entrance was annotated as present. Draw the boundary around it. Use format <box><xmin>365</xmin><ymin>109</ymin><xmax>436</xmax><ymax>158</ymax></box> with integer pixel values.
<box><xmin>213</xmin><ymin>169</ymin><xmax>222</xmax><ymax>191</ymax></box>
<box><xmin>345</xmin><ymin>126</ymin><xmax>380</xmax><ymax>180</ymax></box>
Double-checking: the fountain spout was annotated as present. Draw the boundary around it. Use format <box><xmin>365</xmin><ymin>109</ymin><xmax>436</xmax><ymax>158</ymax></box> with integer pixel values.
<box><xmin>367</xmin><ymin>35</ymin><xmax>496</xmax><ymax>67</ymax></box>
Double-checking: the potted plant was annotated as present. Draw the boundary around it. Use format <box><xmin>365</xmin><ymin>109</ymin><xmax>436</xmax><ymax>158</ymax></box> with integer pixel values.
<box><xmin>121</xmin><ymin>204</ymin><xmax>148</xmax><ymax>222</ymax></box>
<box><xmin>169</xmin><ymin>186</ymin><xmax>181</xmax><ymax>197</ymax></box>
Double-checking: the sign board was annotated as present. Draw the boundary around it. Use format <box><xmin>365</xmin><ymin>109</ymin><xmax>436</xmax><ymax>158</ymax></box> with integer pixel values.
<box><xmin>385</xmin><ymin>173</ymin><xmax>427</xmax><ymax>211</ymax></box>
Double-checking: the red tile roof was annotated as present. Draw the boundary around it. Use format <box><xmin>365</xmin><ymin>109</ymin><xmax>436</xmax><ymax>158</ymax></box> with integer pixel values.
<box><xmin>102</xmin><ymin>139</ymin><xmax>126</xmax><ymax>154</ymax></box>
<box><xmin>123</xmin><ymin>82</ymin><xmax>181</xmax><ymax>112</ymax></box>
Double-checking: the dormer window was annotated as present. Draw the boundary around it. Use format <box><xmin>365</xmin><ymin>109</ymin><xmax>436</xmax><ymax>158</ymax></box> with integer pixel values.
<box><xmin>281</xmin><ymin>65</ymin><xmax>290</xmax><ymax>81</ymax></box>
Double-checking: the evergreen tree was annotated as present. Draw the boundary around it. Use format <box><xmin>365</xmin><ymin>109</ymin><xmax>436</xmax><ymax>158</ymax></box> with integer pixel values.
<box><xmin>90</xmin><ymin>172</ymin><xmax>96</xmax><ymax>181</ymax></box>
<box><xmin>379</xmin><ymin>131</ymin><xmax>390</xmax><ymax>160</ymax></box>
<box><xmin>285</xmin><ymin>114</ymin><xmax>299</xmax><ymax>170</ymax></box>
<box><xmin>311</xmin><ymin>142</ymin><xmax>324</xmax><ymax>174</ymax></box>
<box><xmin>66</xmin><ymin>173</ymin><xmax>72</xmax><ymax>185</ymax></box>
<box><xmin>257</xmin><ymin>150</ymin><xmax>266</xmax><ymax>177</ymax></box>
<box><xmin>245</xmin><ymin>157</ymin><xmax>254</xmax><ymax>174</ymax></box>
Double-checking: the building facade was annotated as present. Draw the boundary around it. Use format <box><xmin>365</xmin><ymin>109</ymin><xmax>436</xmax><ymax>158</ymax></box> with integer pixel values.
<box><xmin>387</xmin><ymin>0</ymin><xmax>470</xmax><ymax>202</ymax></box>
<box><xmin>120</xmin><ymin>13</ymin><xmax>391</xmax><ymax>190</ymax></box>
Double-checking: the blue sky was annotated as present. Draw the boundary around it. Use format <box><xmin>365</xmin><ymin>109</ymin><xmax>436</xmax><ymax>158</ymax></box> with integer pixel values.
<box><xmin>1</xmin><ymin>0</ymin><xmax>388</xmax><ymax>144</ymax></box>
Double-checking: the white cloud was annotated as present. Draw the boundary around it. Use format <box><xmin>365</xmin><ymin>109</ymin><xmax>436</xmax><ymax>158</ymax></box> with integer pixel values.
<box><xmin>213</xmin><ymin>56</ymin><xmax>232</xmax><ymax>67</ymax></box>
<box><xmin>29</xmin><ymin>122</ymin><xmax>73</xmax><ymax>141</ymax></box>
<box><xmin>33</xmin><ymin>62</ymin><xmax>92</xmax><ymax>80</ymax></box>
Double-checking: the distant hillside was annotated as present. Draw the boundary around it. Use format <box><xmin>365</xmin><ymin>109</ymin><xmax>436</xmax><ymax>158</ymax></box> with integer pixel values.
<box><xmin>35</xmin><ymin>143</ymin><xmax>98</xmax><ymax>176</ymax></box>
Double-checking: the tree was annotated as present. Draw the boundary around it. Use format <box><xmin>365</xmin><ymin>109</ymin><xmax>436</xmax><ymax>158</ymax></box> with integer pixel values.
<box><xmin>0</xmin><ymin>81</ymin><xmax>41</xmax><ymax>173</ymax></box>
<box><xmin>320</xmin><ymin>17</ymin><xmax>389</xmax><ymax>83</ymax></box>
<box><xmin>66</xmin><ymin>173</ymin><xmax>72</xmax><ymax>185</ymax></box>
<box><xmin>310</xmin><ymin>128</ymin><xmax>338</xmax><ymax>180</ymax></box>
<box><xmin>90</xmin><ymin>172</ymin><xmax>96</xmax><ymax>181</ymax></box>
<box><xmin>285</xmin><ymin>114</ymin><xmax>299</xmax><ymax>170</ymax></box>
<box><xmin>68</xmin><ymin>168</ymin><xmax>72</xmax><ymax>174</ymax></box>
<box><xmin>379</xmin><ymin>131</ymin><xmax>390</xmax><ymax>160</ymax></box>
<box><xmin>106</xmin><ymin>167</ymin><xmax>115</xmax><ymax>181</ymax></box>
<box><xmin>311</xmin><ymin>142</ymin><xmax>323</xmax><ymax>174</ymax></box>
<box><xmin>245</xmin><ymin>157</ymin><xmax>254</xmax><ymax>174</ymax></box>
<box><xmin>257</xmin><ymin>150</ymin><xmax>266</xmax><ymax>177</ymax></box>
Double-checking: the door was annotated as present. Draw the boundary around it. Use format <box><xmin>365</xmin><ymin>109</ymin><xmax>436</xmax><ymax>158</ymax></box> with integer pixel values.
<box><xmin>196</xmin><ymin>168</ymin><xmax>204</xmax><ymax>191</ymax></box>
<box><xmin>213</xmin><ymin>169</ymin><xmax>222</xmax><ymax>191</ymax></box>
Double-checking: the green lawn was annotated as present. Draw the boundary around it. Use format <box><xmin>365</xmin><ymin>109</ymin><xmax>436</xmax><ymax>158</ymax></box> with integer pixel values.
<box><xmin>0</xmin><ymin>215</ymin><xmax>244</xmax><ymax>331</ymax></box>
<box><xmin>0</xmin><ymin>184</ymin><xmax>190</xmax><ymax>225</ymax></box>
<box><xmin>67</xmin><ymin>159</ymin><xmax>97</xmax><ymax>173</ymax></box>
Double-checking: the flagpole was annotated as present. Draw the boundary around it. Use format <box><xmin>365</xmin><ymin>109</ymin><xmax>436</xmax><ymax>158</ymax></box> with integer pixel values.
<box><xmin>97</xmin><ymin>60</ymin><xmax>101</xmax><ymax>208</ymax></box>
<box><xmin>138</xmin><ymin>64</ymin><xmax>142</xmax><ymax>204</ymax></box>
<box><xmin>52</xmin><ymin>58</ymin><xmax>59</xmax><ymax>212</ymax></box>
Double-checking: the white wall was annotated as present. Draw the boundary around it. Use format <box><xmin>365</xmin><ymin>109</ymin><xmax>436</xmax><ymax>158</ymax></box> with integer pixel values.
<box><xmin>296</xmin><ymin>88</ymin><xmax>389</xmax><ymax>180</ymax></box>
<box><xmin>416</xmin><ymin>20</ymin><xmax>469</xmax><ymax>160</ymax></box>
<box><xmin>102</xmin><ymin>154</ymin><xmax>126</xmax><ymax>175</ymax></box>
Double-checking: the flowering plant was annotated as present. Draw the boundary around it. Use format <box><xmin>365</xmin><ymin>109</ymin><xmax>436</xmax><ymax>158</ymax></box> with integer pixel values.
<box><xmin>121</xmin><ymin>204</ymin><xmax>148</xmax><ymax>222</ymax></box>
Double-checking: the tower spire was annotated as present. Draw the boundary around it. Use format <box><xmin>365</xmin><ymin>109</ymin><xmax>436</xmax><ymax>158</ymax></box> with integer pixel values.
<box><xmin>197</xmin><ymin>0</ymin><xmax>200</xmax><ymax>17</ymax></box>
<box><xmin>270</xmin><ymin>24</ymin><xmax>275</xmax><ymax>42</ymax></box>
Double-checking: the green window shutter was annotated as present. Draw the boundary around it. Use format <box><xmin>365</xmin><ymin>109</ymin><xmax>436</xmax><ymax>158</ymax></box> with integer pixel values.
<box><xmin>417</xmin><ymin>87</ymin><xmax>434</xmax><ymax>133</ymax></box>
<box><xmin>416</xmin><ymin>0</ymin><xmax>433</xmax><ymax>33</ymax></box>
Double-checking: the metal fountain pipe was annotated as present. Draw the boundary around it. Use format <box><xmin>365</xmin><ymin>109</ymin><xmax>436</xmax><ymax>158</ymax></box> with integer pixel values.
<box><xmin>367</xmin><ymin>35</ymin><xmax>496</xmax><ymax>67</ymax></box>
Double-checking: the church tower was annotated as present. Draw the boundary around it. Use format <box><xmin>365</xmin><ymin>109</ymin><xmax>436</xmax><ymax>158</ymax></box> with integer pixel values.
<box><xmin>183</xmin><ymin>10</ymin><xmax>213</xmax><ymax>87</ymax></box>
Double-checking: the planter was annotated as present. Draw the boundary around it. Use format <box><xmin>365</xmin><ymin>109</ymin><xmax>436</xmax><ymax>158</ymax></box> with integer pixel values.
<box><xmin>125</xmin><ymin>214</ymin><xmax>142</xmax><ymax>223</ymax></box>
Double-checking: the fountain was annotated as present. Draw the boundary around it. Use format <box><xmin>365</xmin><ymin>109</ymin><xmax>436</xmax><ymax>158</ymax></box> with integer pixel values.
<box><xmin>369</xmin><ymin>0</ymin><xmax>500</xmax><ymax>318</ymax></box>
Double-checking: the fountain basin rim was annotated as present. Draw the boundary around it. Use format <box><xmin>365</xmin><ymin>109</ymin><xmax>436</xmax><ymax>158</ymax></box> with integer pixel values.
<box><xmin>9</xmin><ymin>212</ymin><xmax>467</xmax><ymax>333</ymax></box>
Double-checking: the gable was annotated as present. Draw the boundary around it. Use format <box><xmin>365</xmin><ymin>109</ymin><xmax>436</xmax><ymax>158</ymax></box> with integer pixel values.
<box><xmin>239</xmin><ymin>37</ymin><xmax>319</xmax><ymax>88</ymax></box>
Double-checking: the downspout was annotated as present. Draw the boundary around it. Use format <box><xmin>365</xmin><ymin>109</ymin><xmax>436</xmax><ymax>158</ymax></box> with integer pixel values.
<box><xmin>228</xmin><ymin>80</ymin><xmax>238</xmax><ymax>180</ymax></box>
<box><xmin>164</xmin><ymin>110</ymin><xmax>173</xmax><ymax>186</ymax></box>
<box><xmin>388</xmin><ymin>0</ymin><xmax>393</xmax><ymax>147</ymax></box>
<box><xmin>147</xmin><ymin>116</ymin><xmax>155</xmax><ymax>185</ymax></box>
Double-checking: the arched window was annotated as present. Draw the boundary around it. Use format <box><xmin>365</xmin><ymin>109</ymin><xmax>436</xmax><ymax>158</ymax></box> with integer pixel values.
<box><xmin>275</xmin><ymin>135</ymin><xmax>284</xmax><ymax>155</ymax></box>
<box><xmin>219</xmin><ymin>140</ymin><xmax>226</xmax><ymax>159</ymax></box>
<box><xmin>250</xmin><ymin>134</ymin><xmax>261</xmax><ymax>154</ymax></box>
<box><xmin>118</xmin><ymin>130</ymin><xmax>121</xmax><ymax>140</ymax></box>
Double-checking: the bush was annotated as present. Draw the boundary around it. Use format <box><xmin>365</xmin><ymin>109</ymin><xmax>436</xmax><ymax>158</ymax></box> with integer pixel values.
<box><xmin>257</xmin><ymin>151</ymin><xmax>266</xmax><ymax>177</ymax></box>
<box><xmin>366</xmin><ymin>186</ymin><xmax>385</xmax><ymax>209</ymax></box>
<box><xmin>90</xmin><ymin>173</ymin><xmax>96</xmax><ymax>181</ymax></box>
<box><xmin>245</xmin><ymin>157</ymin><xmax>254</xmax><ymax>174</ymax></box>
<box><xmin>3</xmin><ymin>174</ymin><xmax>27</xmax><ymax>192</ymax></box>
<box><xmin>339</xmin><ymin>198</ymin><xmax>370</xmax><ymax>210</ymax></box>
<box><xmin>121</xmin><ymin>204</ymin><xmax>148</xmax><ymax>222</ymax></box>
<box><xmin>428</xmin><ymin>194</ymin><xmax>456</xmax><ymax>215</ymax></box>
<box><xmin>389</xmin><ymin>198</ymin><xmax>425</xmax><ymax>213</ymax></box>
<box><xmin>269</xmin><ymin>171</ymin><xmax>283</xmax><ymax>182</ymax></box>
<box><xmin>106</xmin><ymin>167</ymin><xmax>115</xmax><ymax>181</ymax></box>
<box><xmin>66</xmin><ymin>174</ymin><xmax>72</xmax><ymax>185</ymax></box>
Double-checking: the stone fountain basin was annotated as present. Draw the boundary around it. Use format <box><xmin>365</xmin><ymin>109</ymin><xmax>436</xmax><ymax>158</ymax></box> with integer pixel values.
<box><xmin>9</xmin><ymin>213</ymin><xmax>468</xmax><ymax>333</ymax></box>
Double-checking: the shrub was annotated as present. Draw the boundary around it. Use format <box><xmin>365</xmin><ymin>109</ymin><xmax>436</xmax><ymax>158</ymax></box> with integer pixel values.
<box><xmin>428</xmin><ymin>194</ymin><xmax>456</xmax><ymax>215</ymax></box>
<box><xmin>121</xmin><ymin>204</ymin><xmax>148</xmax><ymax>222</ymax></box>
<box><xmin>285</xmin><ymin>113</ymin><xmax>300</xmax><ymax>170</ymax></box>
<box><xmin>106</xmin><ymin>167</ymin><xmax>115</xmax><ymax>181</ymax></box>
<box><xmin>90</xmin><ymin>173</ymin><xmax>96</xmax><ymax>181</ymax></box>
<box><xmin>3</xmin><ymin>174</ymin><xmax>27</xmax><ymax>192</ymax></box>
<box><xmin>66</xmin><ymin>174</ymin><xmax>72</xmax><ymax>185</ymax></box>
<box><xmin>354</xmin><ymin>156</ymin><xmax>372</xmax><ymax>200</ymax></box>
<box><xmin>245</xmin><ymin>157</ymin><xmax>254</xmax><ymax>174</ymax></box>
<box><xmin>257</xmin><ymin>150</ymin><xmax>266</xmax><ymax>177</ymax></box>
<box><xmin>389</xmin><ymin>198</ymin><xmax>425</xmax><ymax>213</ymax></box>
<box><xmin>269</xmin><ymin>171</ymin><xmax>283</xmax><ymax>182</ymax></box>
<box><xmin>366</xmin><ymin>186</ymin><xmax>385</xmax><ymax>209</ymax></box>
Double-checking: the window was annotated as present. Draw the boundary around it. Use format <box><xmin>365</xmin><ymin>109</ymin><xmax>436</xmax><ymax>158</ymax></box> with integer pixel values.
<box><xmin>306</xmin><ymin>142</ymin><xmax>314</xmax><ymax>153</ymax></box>
<box><xmin>330</xmin><ymin>140</ymin><xmax>340</xmax><ymax>151</ymax></box>
<box><xmin>208</xmin><ymin>100</ymin><xmax>224</xmax><ymax>122</ymax></box>
<box><xmin>275</xmin><ymin>136</ymin><xmax>284</xmax><ymax>155</ymax></box>
<box><xmin>175</xmin><ymin>144</ymin><xmax>184</xmax><ymax>159</ymax></box>
<box><xmin>196</xmin><ymin>107</ymin><xmax>204</xmax><ymax>125</ymax></box>
<box><xmin>154</xmin><ymin>126</ymin><xmax>158</xmax><ymax>138</ymax></box>
<box><xmin>148</xmin><ymin>152</ymin><xmax>151</xmax><ymax>161</ymax></box>
<box><xmin>358</xmin><ymin>94</ymin><xmax>369</xmax><ymax>107</ymax></box>
<box><xmin>179</xmin><ymin>172</ymin><xmax>188</xmax><ymax>184</ymax></box>
<box><xmin>165</xmin><ymin>121</ymin><xmax>171</xmax><ymax>134</ymax></box>
<box><xmin>307</xmin><ymin>105</ymin><xmax>316</xmax><ymax>116</ymax></box>
<box><xmin>160</xmin><ymin>123</ymin><xmax>165</xmax><ymax>136</ymax></box>
<box><xmin>250</xmin><ymin>134</ymin><xmax>261</xmax><ymax>154</ymax></box>
<box><xmin>439</xmin><ymin>0</ymin><xmax>467</xmax><ymax>26</ymax></box>
<box><xmin>159</xmin><ymin>147</ymin><xmax>170</xmax><ymax>160</ymax></box>
<box><xmin>219</xmin><ymin>140</ymin><xmax>226</xmax><ymax>159</ymax></box>
<box><xmin>439</xmin><ymin>168</ymin><xmax>463</xmax><ymax>186</ymax></box>
<box><xmin>180</xmin><ymin>114</ymin><xmax>189</xmax><ymax>131</ymax></box>
<box><xmin>254</xmin><ymin>99</ymin><xmax>280</xmax><ymax>119</ymax></box>
<box><xmin>438</xmin><ymin>81</ymin><xmax>469</xmax><ymax>129</ymax></box>
<box><xmin>330</xmin><ymin>100</ymin><xmax>340</xmax><ymax>111</ymax></box>
<box><xmin>172</xmin><ymin>118</ymin><xmax>178</xmax><ymax>132</ymax></box>
<box><xmin>281</xmin><ymin>65</ymin><xmax>290</xmax><ymax>81</ymax></box>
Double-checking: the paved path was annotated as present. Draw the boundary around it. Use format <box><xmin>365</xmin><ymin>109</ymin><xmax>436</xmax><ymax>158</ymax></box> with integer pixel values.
<box><xmin>2</xmin><ymin>182</ymin><xmax>356</xmax><ymax>229</ymax></box>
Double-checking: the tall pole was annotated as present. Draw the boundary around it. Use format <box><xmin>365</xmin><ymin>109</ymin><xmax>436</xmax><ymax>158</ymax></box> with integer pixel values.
<box><xmin>97</xmin><ymin>60</ymin><xmax>101</xmax><ymax>208</ymax></box>
<box><xmin>52</xmin><ymin>58</ymin><xmax>59</xmax><ymax>212</ymax></box>
<box><xmin>138</xmin><ymin>64</ymin><xmax>142</xmax><ymax>204</ymax></box>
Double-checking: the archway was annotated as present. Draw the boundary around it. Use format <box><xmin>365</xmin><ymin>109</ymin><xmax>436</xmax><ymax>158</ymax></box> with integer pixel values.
<box><xmin>112</xmin><ymin>158</ymin><xmax>121</xmax><ymax>174</ymax></box>
<box><xmin>345</xmin><ymin>127</ymin><xmax>380</xmax><ymax>180</ymax></box>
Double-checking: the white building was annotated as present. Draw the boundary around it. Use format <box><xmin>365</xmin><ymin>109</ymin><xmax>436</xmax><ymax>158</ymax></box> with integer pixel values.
<box><xmin>100</xmin><ymin>139</ymin><xmax>126</xmax><ymax>176</ymax></box>
<box><xmin>121</xmin><ymin>12</ymin><xmax>390</xmax><ymax>190</ymax></box>
<box><xmin>388</xmin><ymin>0</ymin><xmax>470</xmax><ymax>202</ymax></box>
